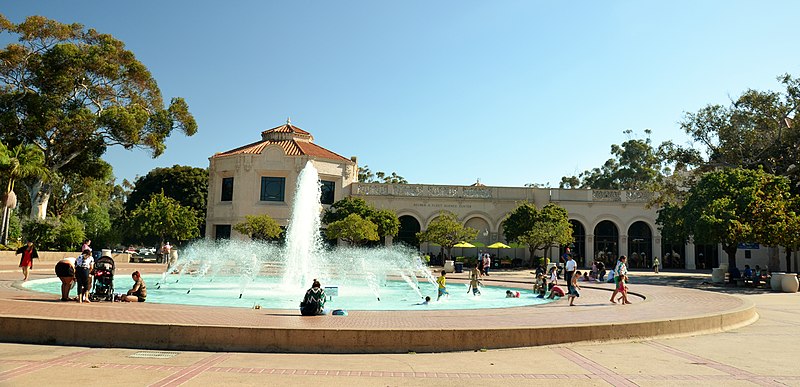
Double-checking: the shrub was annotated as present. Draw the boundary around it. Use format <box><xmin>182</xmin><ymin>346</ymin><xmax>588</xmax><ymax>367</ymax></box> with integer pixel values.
<box><xmin>22</xmin><ymin>219</ymin><xmax>57</xmax><ymax>249</ymax></box>
<box><xmin>54</xmin><ymin>216</ymin><xmax>86</xmax><ymax>251</ymax></box>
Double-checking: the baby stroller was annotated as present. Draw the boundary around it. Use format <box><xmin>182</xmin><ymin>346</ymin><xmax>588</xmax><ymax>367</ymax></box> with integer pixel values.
<box><xmin>90</xmin><ymin>256</ymin><xmax>115</xmax><ymax>301</ymax></box>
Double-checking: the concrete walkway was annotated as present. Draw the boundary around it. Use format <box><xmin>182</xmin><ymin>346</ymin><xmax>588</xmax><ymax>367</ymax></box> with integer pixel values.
<box><xmin>0</xmin><ymin>266</ymin><xmax>798</xmax><ymax>386</ymax></box>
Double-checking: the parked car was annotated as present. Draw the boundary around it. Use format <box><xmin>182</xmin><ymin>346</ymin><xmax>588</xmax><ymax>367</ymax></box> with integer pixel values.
<box><xmin>138</xmin><ymin>248</ymin><xmax>157</xmax><ymax>256</ymax></box>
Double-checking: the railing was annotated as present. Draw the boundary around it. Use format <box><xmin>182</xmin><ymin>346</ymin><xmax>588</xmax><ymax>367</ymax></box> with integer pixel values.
<box><xmin>352</xmin><ymin>183</ymin><xmax>654</xmax><ymax>203</ymax></box>
<box><xmin>353</xmin><ymin>183</ymin><xmax>492</xmax><ymax>199</ymax></box>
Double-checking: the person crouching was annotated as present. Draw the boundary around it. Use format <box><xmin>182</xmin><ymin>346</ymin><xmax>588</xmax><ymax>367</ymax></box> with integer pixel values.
<box><xmin>300</xmin><ymin>279</ymin><xmax>326</xmax><ymax>316</ymax></box>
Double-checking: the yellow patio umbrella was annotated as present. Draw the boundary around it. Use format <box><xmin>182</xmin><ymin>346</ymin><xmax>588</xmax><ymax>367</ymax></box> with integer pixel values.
<box><xmin>487</xmin><ymin>242</ymin><xmax>512</xmax><ymax>265</ymax></box>
<box><xmin>453</xmin><ymin>241</ymin><xmax>475</xmax><ymax>258</ymax></box>
<box><xmin>487</xmin><ymin>242</ymin><xmax>510</xmax><ymax>249</ymax></box>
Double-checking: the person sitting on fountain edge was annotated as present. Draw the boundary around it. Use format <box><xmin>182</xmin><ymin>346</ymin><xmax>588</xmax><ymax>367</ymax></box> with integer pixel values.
<box><xmin>300</xmin><ymin>279</ymin><xmax>326</xmax><ymax>316</ymax></box>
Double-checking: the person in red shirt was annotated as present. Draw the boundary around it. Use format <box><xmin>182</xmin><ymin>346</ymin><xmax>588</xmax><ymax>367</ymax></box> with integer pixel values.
<box><xmin>15</xmin><ymin>241</ymin><xmax>39</xmax><ymax>281</ymax></box>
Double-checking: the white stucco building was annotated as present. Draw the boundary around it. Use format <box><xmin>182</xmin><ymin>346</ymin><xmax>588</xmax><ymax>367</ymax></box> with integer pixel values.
<box><xmin>207</xmin><ymin>121</ymin><xmax>793</xmax><ymax>272</ymax></box>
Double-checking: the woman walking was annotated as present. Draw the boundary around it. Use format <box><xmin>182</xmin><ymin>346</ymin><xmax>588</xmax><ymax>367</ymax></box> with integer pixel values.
<box><xmin>15</xmin><ymin>241</ymin><xmax>38</xmax><ymax>281</ymax></box>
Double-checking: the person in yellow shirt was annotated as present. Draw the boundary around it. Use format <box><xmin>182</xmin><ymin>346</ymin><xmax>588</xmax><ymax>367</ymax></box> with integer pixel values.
<box><xmin>436</xmin><ymin>270</ymin><xmax>449</xmax><ymax>301</ymax></box>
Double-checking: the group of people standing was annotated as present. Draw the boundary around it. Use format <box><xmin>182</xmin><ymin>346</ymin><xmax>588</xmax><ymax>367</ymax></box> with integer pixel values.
<box><xmin>19</xmin><ymin>238</ymin><xmax>145</xmax><ymax>304</ymax></box>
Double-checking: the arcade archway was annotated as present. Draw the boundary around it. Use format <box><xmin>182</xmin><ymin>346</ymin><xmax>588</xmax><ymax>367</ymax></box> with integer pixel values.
<box><xmin>396</xmin><ymin>215</ymin><xmax>421</xmax><ymax>248</ymax></box>
<box><xmin>627</xmin><ymin>221</ymin><xmax>652</xmax><ymax>269</ymax></box>
<box><xmin>594</xmin><ymin>220</ymin><xmax>618</xmax><ymax>267</ymax></box>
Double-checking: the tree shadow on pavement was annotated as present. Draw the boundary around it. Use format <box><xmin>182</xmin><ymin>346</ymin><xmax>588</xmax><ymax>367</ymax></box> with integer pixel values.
<box><xmin>631</xmin><ymin>274</ymin><xmax>777</xmax><ymax>295</ymax></box>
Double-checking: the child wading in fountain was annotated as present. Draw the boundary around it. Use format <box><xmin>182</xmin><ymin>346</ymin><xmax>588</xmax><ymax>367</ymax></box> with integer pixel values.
<box><xmin>436</xmin><ymin>270</ymin><xmax>449</xmax><ymax>301</ymax></box>
<box><xmin>568</xmin><ymin>270</ymin><xmax>582</xmax><ymax>306</ymax></box>
<box><xmin>468</xmin><ymin>265</ymin><xmax>482</xmax><ymax>296</ymax></box>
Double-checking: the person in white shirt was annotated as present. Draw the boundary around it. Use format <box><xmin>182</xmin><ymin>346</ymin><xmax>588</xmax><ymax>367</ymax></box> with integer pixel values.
<box><xmin>565</xmin><ymin>254</ymin><xmax>577</xmax><ymax>294</ymax></box>
<box><xmin>75</xmin><ymin>249</ymin><xmax>94</xmax><ymax>303</ymax></box>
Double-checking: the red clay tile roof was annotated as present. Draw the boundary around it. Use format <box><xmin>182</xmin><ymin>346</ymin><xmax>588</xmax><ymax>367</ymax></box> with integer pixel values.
<box><xmin>213</xmin><ymin>124</ymin><xmax>352</xmax><ymax>163</ymax></box>
<box><xmin>261</xmin><ymin>123</ymin><xmax>312</xmax><ymax>137</ymax></box>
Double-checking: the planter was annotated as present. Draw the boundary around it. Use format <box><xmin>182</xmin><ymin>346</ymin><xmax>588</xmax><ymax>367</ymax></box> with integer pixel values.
<box><xmin>444</xmin><ymin>260</ymin><xmax>455</xmax><ymax>273</ymax></box>
<box><xmin>711</xmin><ymin>268</ymin><xmax>726</xmax><ymax>284</ymax></box>
<box><xmin>780</xmin><ymin>273</ymin><xmax>799</xmax><ymax>293</ymax></box>
<box><xmin>771</xmin><ymin>273</ymin><xmax>785</xmax><ymax>291</ymax></box>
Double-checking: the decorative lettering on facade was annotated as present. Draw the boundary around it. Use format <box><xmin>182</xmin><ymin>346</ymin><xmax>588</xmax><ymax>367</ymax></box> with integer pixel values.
<box><xmin>463</xmin><ymin>187</ymin><xmax>492</xmax><ymax>199</ymax></box>
<box><xmin>625</xmin><ymin>190</ymin><xmax>653</xmax><ymax>202</ymax></box>
<box><xmin>355</xmin><ymin>184</ymin><xmax>389</xmax><ymax>196</ymax></box>
<box><xmin>394</xmin><ymin>185</ymin><xmax>424</xmax><ymax>197</ymax></box>
<box><xmin>592</xmin><ymin>190</ymin><xmax>621</xmax><ymax>202</ymax></box>
<box><xmin>353</xmin><ymin>183</ymin><xmax>492</xmax><ymax>199</ymax></box>
<box><xmin>412</xmin><ymin>203</ymin><xmax>473</xmax><ymax>209</ymax></box>
<box><xmin>427</xmin><ymin>186</ymin><xmax>459</xmax><ymax>197</ymax></box>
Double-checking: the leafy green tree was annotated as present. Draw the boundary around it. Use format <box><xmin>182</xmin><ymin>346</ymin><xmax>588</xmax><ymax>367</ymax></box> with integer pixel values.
<box><xmin>560</xmin><ymin>130</ymin><xmax>669</xmax><ymax>190</ymax></box>
<box><xmin>128</xmin><ymin>192</ymin><xmax>200</xmax><ymax>247</ymax></box>
<box><xmin>0</xmin><ymin>142</ymin><xmax>48</xmax><ymax>244</ymax></box>
<box><xmin>21</xmin><ymin>219</ymin><xmax>57</xmax><ymax>249</ymax></box>
<box><xmin>233</xmin><ymin>214</ymin><xmax>282</xmax><ymax>241</ymax></box>
<box><xmin>370</xmin><ymin>209</ymin><xmax>400</xmax><ymax>239</ymax></box>
<box><xmin>6</xmin><ymin>211</ymin><xmax>21</xmax><ymax>245</ymax></box>
<box><xmin>0</xmin><ymin>14</ymin><xmax>197</xmax><ymax>219</ymax></box>
<box><xmin>79</xmin><ymin>205</ymin><xmax>112</xmax><ymax>248</ymax></box>
<box><xmin>124</xmin><ymin>165</ymin><xmax>208</xmax><ymax>236</ymax></box>
<box><xmin>416</xmin><ymin>211</ymin><xmax>478</xmax><ymax>259</ymax></box>
<box><xmin>655</xmin><ymin>203</ymin><xmax>689</xmax><ymax>246</ymax></box>
<box><xmin>673</xmin><ymin>74</ymin><xmax>800</xmax><ymax>194</ymax></box>
<box><xmin>749</xmin><ymin>187</ymin><xmax>800</xmax><ymax>271</ymax></box>
<box><xmin>325</xmin><ymin>213</ymin><xmax>379</xmax><ymax>245</ymax></box>
<box><xmin>503</xmin><ymin>203</ymin><xmax>573</xmax><ymax>265</ymax></box>
<box><xmin>322</xmin><ymin>197</ymin><xmax>399</xmax><ymax>239</ymax></box>
<box><xmin>323</xmin><ymin>197</ymin><xmax>373</xmax><ymax>224</ymax></box>
<box><xmin>358</xmin><ymin>165</ymin><xmax>408</xmax><ymax>184</ymax></box>
<box><xmin>47</xmin><ymin>158</ymin><xmax>114</xmax><ymax>218</ymax></box>
<box><xmin>125</xmin><ymin>165</ymin><xmax>207</xmax><ymax>214</ymax></box>
<box><xmin>681</xmin><ymin>168</ymin><xmax>792</xmax><ymax>269</ymax></box>
<box><xmin>53</xmin><ymin>215</ymin><xmax>85</xmax><ymax>251</ymax></box>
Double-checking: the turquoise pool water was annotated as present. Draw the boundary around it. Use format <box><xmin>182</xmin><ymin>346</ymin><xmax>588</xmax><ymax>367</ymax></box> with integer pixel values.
<box><xmin>23</xmin><ymin>274</ymin><xmax>550</xmax><ymax>311</ymax></box>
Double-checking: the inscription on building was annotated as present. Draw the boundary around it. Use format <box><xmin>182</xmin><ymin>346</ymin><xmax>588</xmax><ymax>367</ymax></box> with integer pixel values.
<box><xmin>412</xmin><ymin>203</ymin><xmax>473</xmax><ymax>209</ymax></box>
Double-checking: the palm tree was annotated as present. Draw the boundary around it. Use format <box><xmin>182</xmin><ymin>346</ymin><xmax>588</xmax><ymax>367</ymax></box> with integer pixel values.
<box><xmin>0</xmin><ymin>142</ymin><xmax>49</xmax><ymax>244</ymax></box>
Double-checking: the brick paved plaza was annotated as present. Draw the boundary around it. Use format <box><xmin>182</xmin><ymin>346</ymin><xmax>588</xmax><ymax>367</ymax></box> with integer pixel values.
<box><xmin>0</xmin><ymin>262</ymin><xmax>798</xmax><ymax>386</ymax></box>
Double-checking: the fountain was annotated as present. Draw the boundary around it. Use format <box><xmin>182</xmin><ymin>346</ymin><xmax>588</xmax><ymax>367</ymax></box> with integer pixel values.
<box><xmin>25</xmin><ymin>161</ymin><xmax>545</xmax><ymax>310</ymax></box>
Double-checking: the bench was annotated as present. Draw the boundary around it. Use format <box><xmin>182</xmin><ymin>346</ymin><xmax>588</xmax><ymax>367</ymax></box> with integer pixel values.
<box><xmin>500</xmin><ymin>259</ymin><xmax>513</xmax><ymax>268</ymax></box>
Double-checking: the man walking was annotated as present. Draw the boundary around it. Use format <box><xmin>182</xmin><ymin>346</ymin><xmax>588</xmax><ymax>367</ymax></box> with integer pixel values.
<box><xmin>565</xmin><ymin>253</ymin><xmax>577</xmax><ymax>295</ymax></box>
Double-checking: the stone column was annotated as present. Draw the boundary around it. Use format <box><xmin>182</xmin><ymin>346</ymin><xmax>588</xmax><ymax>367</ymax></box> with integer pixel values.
<box><xmin>619</xmin><ymin>234</ymin><xmax>628</xmax><ymax>258</ymax></box>
<box><xmin>586</xmin><ymin>235</ymin><xmax>594</xmax><ymax>267</ymax></box>
<box><xmin>654</xmin><ymin>236</ymin><xmax>662</xmax><ymax>265</ymax></box>
<box><xmin>685</xmin><ymin>242</ymin><xmax>696</xmax><ymax>270</ymax></box>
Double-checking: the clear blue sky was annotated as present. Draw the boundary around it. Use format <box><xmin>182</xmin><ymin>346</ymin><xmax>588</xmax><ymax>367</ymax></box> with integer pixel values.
<box><xmin>4</xmin><ymin>1</ymin><xmax>800</xmax><ymax>187</ymax></box>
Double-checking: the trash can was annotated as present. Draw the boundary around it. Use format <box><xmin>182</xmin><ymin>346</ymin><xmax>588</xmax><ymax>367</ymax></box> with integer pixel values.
<box><xmin>454</xmin><ymin>262</ymin><xmax>464</xmax><ymax>273</ymax></box>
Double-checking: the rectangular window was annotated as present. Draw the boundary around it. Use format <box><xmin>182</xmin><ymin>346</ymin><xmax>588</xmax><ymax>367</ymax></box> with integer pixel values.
<box><xmin>260</xmin><ymin>177</ymin><xmax>286</xmax><ymax>202</ymax></box>
<box><xmin>221</xmin><ymin>177</ymin><xmax>234</xmax><ymax>202</ymax></box>
<box><xmin>320</xmin><ymin>180</ymin><xmax>335</xmax><ymax>205</ymax></box>
<box><xmin>215</xmin><ymin>225</ymin><xmax>231</xmax><ymax>240</ymax></box>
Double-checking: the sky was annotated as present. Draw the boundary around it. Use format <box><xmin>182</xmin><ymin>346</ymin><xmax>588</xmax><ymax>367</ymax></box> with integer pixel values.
<box><xmin>3</xmin><ymin>1</ymin><xmax>800</xmax><ymax>187</ymax></box>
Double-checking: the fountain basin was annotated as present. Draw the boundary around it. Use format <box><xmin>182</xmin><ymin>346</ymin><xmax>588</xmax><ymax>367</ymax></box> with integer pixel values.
<box><xmin>22</xmin><ymin>275</ymin><xmax>550</xmax><ymax>310</ymax></box>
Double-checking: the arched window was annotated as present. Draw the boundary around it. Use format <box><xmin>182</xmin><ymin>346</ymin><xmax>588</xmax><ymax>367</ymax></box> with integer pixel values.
<box><xmin>561</xmin><ymin>220</ymin><xmax>586</xmax><ymax>262</ymax></box>
<box><xmin>396</xmin><ymin>215</ymin><xmax>421</xmax><ymax>248</ymax></box>
<box><xmin>594</xmin><ymin>220</ymin><xmax>618</xmax><ymax>266</ymax></box>
<box><xmin>627</xmin><ymin>221</ymin><xmax>652</xmax><ymax>269</ymax></box>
